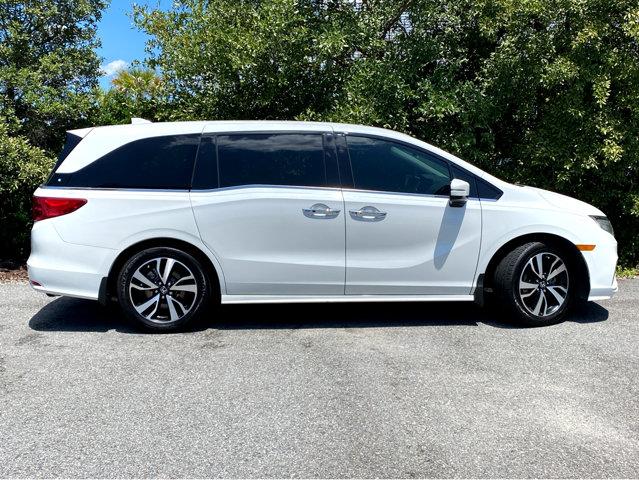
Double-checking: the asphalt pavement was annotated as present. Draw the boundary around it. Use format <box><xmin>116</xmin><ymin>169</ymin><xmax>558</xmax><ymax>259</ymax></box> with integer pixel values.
<box><xmin>0</xmin><ymin>280</ymin><xmax>638</xmax><ymax>478</ymax></box>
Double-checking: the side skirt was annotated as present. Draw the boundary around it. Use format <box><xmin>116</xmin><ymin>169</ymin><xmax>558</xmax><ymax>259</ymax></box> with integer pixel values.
<box><xmin>221</xmin><ymin>294</ymin><xmax>475</xmax><ymax>305</ymax></box>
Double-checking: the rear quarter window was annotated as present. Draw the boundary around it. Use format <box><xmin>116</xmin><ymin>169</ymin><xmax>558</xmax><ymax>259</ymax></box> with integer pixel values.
<box><xmin>48</xmin><ymin>134</ymin><xmax>200</xmax><ymax>189</ymax></box>
<box><xmin>46</xmin><ymin>132</ymin><xmax>83</xmax><ymax>184</ymax></box>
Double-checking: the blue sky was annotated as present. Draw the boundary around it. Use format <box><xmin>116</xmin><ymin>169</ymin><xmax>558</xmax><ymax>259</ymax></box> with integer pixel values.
<box><xmin>97</xmin><ymin>0</ymin><xmax>170</xmax><ymax>89</ymax></box>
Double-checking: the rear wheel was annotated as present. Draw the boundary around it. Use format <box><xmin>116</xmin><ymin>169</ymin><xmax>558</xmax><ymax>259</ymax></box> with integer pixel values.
<box><xmin>117</xmin><ymin>247</ymin><xmax>211</xmax><ymax>331</ymax></box>
<box><xmin>494</xmin><ymin>242</ymin><xmax>573</xmax><ymax>327</ymax></box>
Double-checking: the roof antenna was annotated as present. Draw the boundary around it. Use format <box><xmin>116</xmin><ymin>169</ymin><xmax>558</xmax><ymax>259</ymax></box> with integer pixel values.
<box><xmin>131</xmin><ymin>117</ymin><xmax>152</xmax><ymax>124</ymax></box>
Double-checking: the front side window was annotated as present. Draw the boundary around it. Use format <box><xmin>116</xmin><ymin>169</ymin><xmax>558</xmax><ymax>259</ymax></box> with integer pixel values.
<box><xmin>48</xmin><ymin>134</ymin><xmax>200</xmax><ymax>189</ymax></box>
<box><xmin>346</xmin><ymin>136</ymin><xmax>451</xmax><ymax>195</ymax></box>
<box><xmin>217</xmin><ymin>133</ymin><xmax>327</xmax><ymax>188</ymax></box>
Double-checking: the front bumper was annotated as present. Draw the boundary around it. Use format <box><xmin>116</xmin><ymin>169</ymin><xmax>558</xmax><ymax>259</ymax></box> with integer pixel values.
<box><xmin>582</xmin><ymin>233</ymin><xmax>618</xmax><ymax>301</ymax></box>
<box><xmin>588</xmin><ymin>277</ymin><xmax>618</xmax><ymax>301</ymax></box>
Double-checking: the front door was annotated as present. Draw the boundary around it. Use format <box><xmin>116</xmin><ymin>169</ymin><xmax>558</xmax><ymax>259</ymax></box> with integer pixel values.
<box><xmin>342</xmin><ymin>135</ymin><xmax>482</xmax><ymax>295</ymax></box>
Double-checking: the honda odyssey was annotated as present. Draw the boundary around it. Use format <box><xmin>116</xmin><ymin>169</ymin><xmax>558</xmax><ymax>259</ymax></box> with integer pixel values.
<box><xmin>28</xmin><ymin>120</ymin><xmax>618</xmax><ymax>331</ymax></box>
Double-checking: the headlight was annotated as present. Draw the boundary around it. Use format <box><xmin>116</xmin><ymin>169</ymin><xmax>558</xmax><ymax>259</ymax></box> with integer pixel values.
<box><xmin>590</xmin><ymin>215</ymin><xmax>614</xmax><ymax>236</ymax></box>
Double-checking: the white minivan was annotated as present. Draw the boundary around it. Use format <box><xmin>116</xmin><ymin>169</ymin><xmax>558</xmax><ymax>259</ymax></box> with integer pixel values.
<box><xmin>28</xmin><ymin>120</ymin><xmax>618</xmax><ymax>331</ymax></box>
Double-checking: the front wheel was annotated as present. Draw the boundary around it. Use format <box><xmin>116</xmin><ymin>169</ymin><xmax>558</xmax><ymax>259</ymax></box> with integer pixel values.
<box><xmin>494</xmin><ymin>242</ymin><xmax>573</xmax><ymax>327</ymax></box>
<box><xmin>117</xmin><ymin>247</ymin><xmax>211</xmax><ymax>331</ymax></box>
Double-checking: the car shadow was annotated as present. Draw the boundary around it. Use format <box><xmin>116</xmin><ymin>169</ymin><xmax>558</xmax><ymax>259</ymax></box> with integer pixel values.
<box><xmin>28</xmin><ymin>296</ymin><xmax>610</xmax><ymax>334</ymax></box>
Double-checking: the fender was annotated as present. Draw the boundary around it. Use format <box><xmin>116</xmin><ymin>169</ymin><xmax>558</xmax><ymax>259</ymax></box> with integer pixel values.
<box><xmin>103</xmin><ymin>228</ymin><xmax>228</xmax><ymax>295</ymax></box>
<box><xmin>474</xmin><ymin>223</ymin><xmax>584</xmax><ymax>286</ymax></box>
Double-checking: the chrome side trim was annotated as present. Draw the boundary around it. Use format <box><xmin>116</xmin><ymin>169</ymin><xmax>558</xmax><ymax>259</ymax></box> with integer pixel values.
<box><xmin>194</xmin><ymin>185</ymin><xmax>473</xmax><ymax>200</ymax></box>
<box><xmin>39</xmin><ymin>183</ymin><xmax>487</xmax><ymax>201</ymax></box>
<box><xmin>39</xmin><ymin>185</ymin><xmax>190</xmax><ymax>193</ymax></box>
<box><xmin>197</xmin><ymin>185</ymin><xmax>483</xmax><ymax>201</ymax></box>
<box><xmin>344</xmin><ymin>188</ymin><xmax>453</xmax><ymax>201</ymax></box>
<box><xmin>40</xmin><ymin>184</ymin><xmax>344</xmax><ymax>194</ymax></box>
<box><xmin>221</xmin><ymin>294</ymin><xmax>475</xmax><ymax>304</ymax></box>
<box><xmin>190</xmin><ymin>184</ymin><xmax>343</xmax><ymax>194</ymax></box>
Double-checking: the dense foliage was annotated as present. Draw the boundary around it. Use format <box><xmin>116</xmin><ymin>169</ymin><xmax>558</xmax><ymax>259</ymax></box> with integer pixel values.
<box><xmin>0</xmin><ymin>0</ymin><xmax>105</xmax><ymax>258</ymax></box>
<box><xmin>0</xmin><ymin>0</ymin><xmax>106</xmax><ymax>151</ymax></box>
<box><xmin>0</xmin><ymin>124</ymin><xmax>52</xmax><ymax>257</ymax></box>
<box><xmin>134</xmin><ymin>0</ymin><xmax>639</xmax><ymax>266</ymax></box>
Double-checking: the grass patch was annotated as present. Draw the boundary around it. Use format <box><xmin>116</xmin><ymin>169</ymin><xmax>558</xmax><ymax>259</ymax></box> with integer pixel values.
<box><xmin>616</xmin><ymin>265</ymin><xmax>639</xmax><ymax>278</ymax></box>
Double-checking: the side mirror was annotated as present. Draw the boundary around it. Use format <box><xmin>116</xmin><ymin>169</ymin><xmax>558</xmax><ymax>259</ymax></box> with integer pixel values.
<box><xmin>449</xmin><ymin>179</ymin><xmax>470</xmax><ymax>207</ymax></box>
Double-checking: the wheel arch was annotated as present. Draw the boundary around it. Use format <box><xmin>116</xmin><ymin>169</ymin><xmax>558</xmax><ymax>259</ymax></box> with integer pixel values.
<box><xmin>103</xmin><ymin>237</ymin><xmax>222</xmax><ymax>304</ymax></box>
<box><xmin>480</xmin><ymin>233</ymin><xmax>590</xmax><ymax>302</ymax></box>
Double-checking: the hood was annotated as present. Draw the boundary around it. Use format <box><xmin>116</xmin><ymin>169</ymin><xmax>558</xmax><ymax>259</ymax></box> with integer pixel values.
<box><xmin>523</xmin><ymin>186</ymin><xmax>605</xmax><ymax>216</ymax></box>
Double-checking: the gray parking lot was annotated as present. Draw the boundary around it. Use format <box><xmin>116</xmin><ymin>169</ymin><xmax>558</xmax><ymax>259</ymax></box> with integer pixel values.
<box><xmin>0</xmin><ymin>280</ymin><xmax>638</xmax><ymax>478</ymax></box>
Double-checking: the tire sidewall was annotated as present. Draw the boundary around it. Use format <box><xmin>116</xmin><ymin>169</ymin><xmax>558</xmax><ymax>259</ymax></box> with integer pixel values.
<box><xmin>117</xmin><ymin>247</ymin><xmax>210</xmax><ymax>331</ymax></box>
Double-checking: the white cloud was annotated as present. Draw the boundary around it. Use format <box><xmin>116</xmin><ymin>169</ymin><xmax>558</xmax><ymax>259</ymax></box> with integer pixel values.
<box><xmin>101</xmin><ymin>59</ymin><xmax>129</xmax><ymax>76</ymax></box>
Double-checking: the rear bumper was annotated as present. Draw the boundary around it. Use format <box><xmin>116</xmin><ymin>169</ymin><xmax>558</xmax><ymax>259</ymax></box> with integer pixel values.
<box><xmin>27</xmin><ymin>220</ymin><xmax>114</xmax><ymax>300</ymax></box>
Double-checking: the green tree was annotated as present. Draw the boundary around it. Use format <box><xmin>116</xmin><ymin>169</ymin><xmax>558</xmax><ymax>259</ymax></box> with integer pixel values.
<box><xmin>0</xmin><ymin>0</ymin><xmax>106</xmax><ymax>259</ymax></box>
<box><xmin>0</xmin><ymin>0</ymin><xmax>107</xmax><ymax>151</ymax></box>
<box><xmin>92</xmin><ymin>67</ymin><xmax>166</xmax><ymax>125</ymax></box>
<box><xmin>136</xmin><ymin>0</ymin><xmax>639</xmax><ymax>267</ymax></box>
<box><xmin>133</xmin><ymin>0</ymin><xmax>356</xmax><ymax>120</ymax></box>
<box><xmin>111</xmin><ymin>67</ymin><xmax>163</xmax><ymax>97</ymax></box>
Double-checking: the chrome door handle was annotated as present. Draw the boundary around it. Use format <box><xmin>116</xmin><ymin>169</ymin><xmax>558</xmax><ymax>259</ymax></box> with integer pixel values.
<box><xmin>349</xmin><ymin>206</ymin><xmax>387</xmax><ymax>221</ymax></box>
<box><xmin>303</xmin><ymin>203</ymin><xmax>340</xmax><ymax>219</ymax></box>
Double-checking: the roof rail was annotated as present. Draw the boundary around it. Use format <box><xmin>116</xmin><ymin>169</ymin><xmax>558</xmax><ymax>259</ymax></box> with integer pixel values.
<box><xmin>131</xmin><ymin>117</ymin><xmax>152</xmax><ymax>124</ymax></box>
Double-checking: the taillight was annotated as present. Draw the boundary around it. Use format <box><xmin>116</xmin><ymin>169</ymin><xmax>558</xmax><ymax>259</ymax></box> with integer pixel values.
<box><xmin>32</xmin><ymin>196</ymin><xmax>87</xmax><ymax>222</ymax></box>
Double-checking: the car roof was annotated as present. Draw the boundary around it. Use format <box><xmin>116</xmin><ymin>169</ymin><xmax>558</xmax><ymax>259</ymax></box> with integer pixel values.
<box><xmin>72</xmin><ymin>120</ymin><xmax>408</xmax><ymax>137</ymax></box>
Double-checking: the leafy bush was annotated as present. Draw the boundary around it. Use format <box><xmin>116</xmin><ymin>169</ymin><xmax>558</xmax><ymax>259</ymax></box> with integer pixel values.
<box><xmin>0</xmin><ymin>123</ymin><xmax>53</xmax><ymax>259</ymax></box>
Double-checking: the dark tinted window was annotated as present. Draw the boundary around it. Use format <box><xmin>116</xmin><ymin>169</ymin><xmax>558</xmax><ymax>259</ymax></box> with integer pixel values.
<box><xmin>47</xmin><ymin>132</ymin><xmax>83</xmax><ymax>183</ymax></box>
<box><xmin>322</xmin><ymin>133</ymin><xmax>342</xmax><ymax>188</ymax></box>
<box><xmin>346</xmin><ymin>136</ymin><xmax>450</xmax><ymax>195</ymax></box>
<box><xmin>57</xmin><ymin>132</ymin><xmax>83</xmax><ymax>165</ymax></box>
<box><xmin>191</xmin><ymin>135</ymin><xmax>218</xmax><ymax>190</ymax></box>
<box><xmin>48</xmin><ymin>134</ymin><xmax>200</xmax><ymax>189</ymax></box>
<box><xmin>218</xmin><ymin>134</ymin><xmax>326</xmax><ymax>188</ymax></box>
<box><xmin>477</xmin><ymin>178</ymin><xmax>503</xmax><ymax>199</ymax></box>
<box><xmin>335</xmin><ymin>134</ymin><xmax>354</xmax><ymax>188</ymax></box>
<box><xmin>451</xmin><ymin>165</ymin><xmax>478</xmax><ymax>198</ymax></box>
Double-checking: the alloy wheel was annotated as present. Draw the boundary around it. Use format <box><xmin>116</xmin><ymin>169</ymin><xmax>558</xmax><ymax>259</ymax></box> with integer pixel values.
<box><xmin>128</xmin><ymin>257</ymin><xmax>198</xmax><ymax>323</ymax></box>
<box><xmin>518</xmin><ymin>252</ymin><xmax>569</xmax><ymax>317</ymax></box>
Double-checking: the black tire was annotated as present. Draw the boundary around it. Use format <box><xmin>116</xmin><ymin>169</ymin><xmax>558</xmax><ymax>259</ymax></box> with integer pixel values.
<box><xmin>494</xmin><ymin>242</ymin><xmax>574</xmax><ymax>327</ymax></box>
<box><xmin>116</xmin><ymin>247</ymin><xmax>211</xmax><ymax>332</ymax></box>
